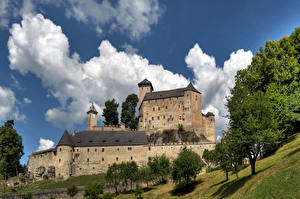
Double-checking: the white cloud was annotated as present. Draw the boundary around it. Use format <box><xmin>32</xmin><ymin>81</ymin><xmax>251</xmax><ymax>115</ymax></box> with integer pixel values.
<box><xmin>185</xmin><ymin>44</ymin><xmax>253</xmax><ymax>132</ymax></box>
<box><xmin>8</xmin><ymin>14</ymin><xmax>253</xmax><ymax>136</ymax></box>
<box><xmin>8</xmin><ymin>14</ymin><xmax>188</xmax><ymax>128</ymax></box>
<box><xmin>24</xmin><ymin>97</ymin><xmax>32</xmax><ymax>104</ymax></box>
<box><xmin>121</xmin><ymin>43</ymin><xmax>138</xmax><ymax>54</ymax></box>
<box><xmin>37</xmin><ymin>138</ymin><xmax>54</xmax><ymax>151</ymax></box>
<box><xmin>65</xmin><ymin>0</ymin><xmax>164</xmax><ymax>40</ymax></box>
<box><xmin>0</xmin><ymin>85</ymin><xmax>26</xmax><ymax>121</ymax></box>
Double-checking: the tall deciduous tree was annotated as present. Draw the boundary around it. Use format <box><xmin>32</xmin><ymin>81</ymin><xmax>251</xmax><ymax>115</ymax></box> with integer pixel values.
<box><xmin>0</xmin><ymin>120</ymin><xmax>24</xmax><ymax>180</ymax></box>
<box><xmin>102</xmin><ymin>99</ymin><xmax>119</xmax><ymax>125</ymax></box>
<box><xmin>148</xmin><ymin>155</ymin><xmax>171</xmax><ymax>183</ymax></box>
<box><xmin>121</xmin><ymin>94</ymin><xmax>139</xmax><ymax>129</ymax></box>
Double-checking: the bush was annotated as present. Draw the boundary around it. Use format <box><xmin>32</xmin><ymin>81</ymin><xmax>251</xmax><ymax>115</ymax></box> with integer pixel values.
<box><xmin>134</xmin><ymin>184</ymin><xmax>143</xmax><ymax>199</ymax></box>
<box><xmin>67</xmin><ymin>185</ymin><xmax>78</xmax><ymax>198</ymax></box>
<box><xmin>84</xmin><ymin>181</ymin><xmax>104</xmax><ymax>199</ymax></box>
<box><xmin>172</xmin><ymin>146</ymin><xmax>205</xmax><ymax>186</ymax></box>
<box><xmin>102</xmin><ymin>192</ymin><xmax>113</xmax><ymax>199</ymax></box>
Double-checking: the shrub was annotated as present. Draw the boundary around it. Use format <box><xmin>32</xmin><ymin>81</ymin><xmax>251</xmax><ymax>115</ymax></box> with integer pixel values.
<box><xmin>134</xmin><ymin>184</ymin><xmax>143</xmax><ymax>199</ymax></box>
<box><xmin>84</xmin><ymin>181</ymin><xmax>103</xmax><ymax>199</ymax></box>
<box><xmin>102</xmin><ymin>192</ymin><xmax>113</xmax><ymax>199</ymax></box>
<box><xmin>21</xmin><ymin>192</ymin><xmax>32</xmax><ymax>199</ymax></box>
<box><xmin>67</xmin><ymin>185</ymin><xmax>78</xmax><ymax>198</ymax></box>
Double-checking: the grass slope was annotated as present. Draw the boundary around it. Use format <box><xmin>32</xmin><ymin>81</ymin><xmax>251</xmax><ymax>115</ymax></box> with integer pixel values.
<box><xmin>116</xmin><ymin>133</ymin><xmax>300</xmax><ymax>199</ymax></box>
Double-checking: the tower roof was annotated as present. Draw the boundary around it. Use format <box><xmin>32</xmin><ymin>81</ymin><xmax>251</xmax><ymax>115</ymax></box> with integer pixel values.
<box><xmin>185</xmin><ymin>82</ymin><xmax>200</xmax><ymax>93</ymax></box>
<box><xmin>87</xmin><ymin>103</ymin><xmax>98</xmax><ymax>114</ymax></box>
<box><xmin>138</xmin><ymin>79</ymin><xmax>153</xmax><ymax>90</ymax></box>
<box><xmin>57</xmin><ymin>130</ymin><xmax>74</xmax><ymax>146</ymax></box>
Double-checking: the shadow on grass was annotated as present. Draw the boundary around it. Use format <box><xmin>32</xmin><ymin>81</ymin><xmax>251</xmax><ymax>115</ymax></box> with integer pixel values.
<box><xmin>286</xmin><ymin>148</ymin><xmax>300</xmax><ymax>158</ymax></box>
<box><xmin>170</xmin><ymin>179</ymin><xmax>202</xmax><ymax>196</ymax></box>
<box><xmin>211</xmin><ymin>166</ymin><xmax>271</xmax><ymax>198</ymax></box>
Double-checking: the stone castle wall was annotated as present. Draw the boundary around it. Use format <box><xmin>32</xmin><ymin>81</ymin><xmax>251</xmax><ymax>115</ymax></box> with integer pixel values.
<box><xmin>28</xmin><ymin>142</ymin><xmax>215</xmax><ymax>181</ymax></box>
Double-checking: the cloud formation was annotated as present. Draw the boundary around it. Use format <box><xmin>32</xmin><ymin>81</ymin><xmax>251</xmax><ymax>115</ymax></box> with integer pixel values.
<box><xmin>8</xmin><ymin>14</ymin><xmax>253</xmax><ymax>136</ymax></box>
<box><xmin>0</xmin><ymin>85</ymin><xmax>26</xmax><ymax>121</ymax></box>
<box><xmin>24</xmin><ymin>97</ymin><xmax>32</xmax><ymax>104</ymax></box>
<box><xmin>37</xmin><ymin>138</ymin><xmax>54</xmax><ymax>151</ymax></box>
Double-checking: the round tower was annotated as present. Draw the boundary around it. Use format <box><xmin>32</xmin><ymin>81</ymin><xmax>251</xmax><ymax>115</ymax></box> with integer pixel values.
<box><xmin>87</xmin><ymin>103</ymin><xmax>98</xmax><ymax>130</ymax></box>
<box><xmin>138</xmin><ymin>79</ymin><xmax>153</xmax><ymax>107</ymax></box>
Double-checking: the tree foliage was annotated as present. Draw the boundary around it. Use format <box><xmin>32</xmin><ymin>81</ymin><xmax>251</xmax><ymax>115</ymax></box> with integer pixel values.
<box><xmin>0</xmin><ymin>120</ymin><xmax>24</xmax><ymax>180</ymax></box>
<box><xmin>202</xmin><ymin>149</ymin><xmax>216</xmax><ymax>171</ymax></box>
<box><xmin>67</xmin><ymin>185</ymin><xmax>78</xmax><ymax>198</ymax></box>
<box><xmin>121</xmin><ymin>94</ymin><xmax>139</xmax><ymax>129</ymax></box>
<box><xmin>105</xmin><ymin>163</ymin><xmax>122</xmax><ymax>193</ymax></box>
<box><xmin>172</xmin><ymin>146</ymin><xmax>205</xmax><ymax>185</ymax></box>
<box><xmin>148</xmin><ymin>155</ymin><xmax>171</xmax><ymax>183</ymax></box>
<box><xmin>102</xmin><ymin>99</ymin><xmax>119</xmax><ymax>125</ymax></box>
<box><xmin>83</xmin><ymin>182</ymin><xmax>103</xmax><ymax>199</ymax></box>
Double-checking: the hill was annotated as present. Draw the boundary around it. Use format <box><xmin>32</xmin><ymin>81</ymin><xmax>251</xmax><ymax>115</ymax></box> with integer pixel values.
<box><xmin>116</xmin><ymin>133</ymin><xmax>300</xmax><ymax>199</ymax></box>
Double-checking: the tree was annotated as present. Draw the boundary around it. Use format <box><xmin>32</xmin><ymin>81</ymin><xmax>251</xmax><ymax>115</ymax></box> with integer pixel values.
<box><xmin>121</xmin><ymin>94</ymin><xmax>139</xmax><ymax>129</ymax></box>
<box><xmin>106</xmin><ymin>163</ymin><xmax>122</xmax><ymax>193</ymax></box>
<box><xmin>172</xmin><ymin>146</ymin><xmax>205</xmax><ymax>186</ymax></box>
<box><xmin>214</xmin><ymin>141</ymin><xmax>232</xmax><ymax>181</ymax></box>
<box><xmin>0</xmin><ymin>120</ymin><xmax>24</xmax><ymax>180</ymax></box>
<box><xmin>137</xmin><ymin>166</ymin><xmax>153</xmax><ymax>187</ymax></box>
<box><xmin>134</xmin><ymin>184</ymin><xmax>143</xmax><ymax>199</ymax></box>
<box><xmin>102</xmin><ymin>99</ymin><xmax>119</xmax><ymax>125</ymax></box>
<box><xmin>148</xmin><ymin>155</ymin><xmax>171</xmax><ymax>183</ymax></box>
<box><xmin>67</xmin><ymin>185</ymin><xmax>78</xmax><ymax>198</ymax></box>
<box><xmin>126</xmin><ymin>161</ymin><xmax>138</xmax><ymax>190</ymax></box>
<box><xmin>202</xmin><ymin>149</ymin><xmax>216</xmax><ymax>171</ymax></box>
<box><xmin>84</xmin><ymin>182</ymin><xmax>103</xmax><ymax>199</ymax></box>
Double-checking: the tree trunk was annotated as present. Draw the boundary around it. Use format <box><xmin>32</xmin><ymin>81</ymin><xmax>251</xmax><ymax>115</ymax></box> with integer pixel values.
<box><xmin>225</xmin><ymin>170</ymin><xmax>229</xmax><ymax>181</ymax></box>
<box><xmin>234</xmin><ymin>165</ymin><xmax>239</xmax><ymax>179</ymax></box>
<box><xmin>250</xmin><ymin>159</ymin><xmax>256</xmax><ymax>175</ymax></box>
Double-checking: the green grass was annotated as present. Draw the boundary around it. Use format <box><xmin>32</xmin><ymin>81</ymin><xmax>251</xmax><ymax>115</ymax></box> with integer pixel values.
<box><xmin>115</xmin><ymin>133</ymin><xmax>300</xmax><ymax>199</ymax></box>
<box><xmin>20</xmin><ymin>173</ymin><xmax>105</xmax><ymax>192</ymax></box>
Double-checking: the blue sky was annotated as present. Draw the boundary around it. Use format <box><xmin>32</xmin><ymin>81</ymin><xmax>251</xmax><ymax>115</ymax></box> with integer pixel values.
<box><xmin>0</xmin><ymin>0</ymin><xmax>299</xmax><ymax>165</ymax></box>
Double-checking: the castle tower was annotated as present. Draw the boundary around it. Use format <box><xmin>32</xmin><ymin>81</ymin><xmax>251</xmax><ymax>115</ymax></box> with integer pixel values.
<box><xmin>138</xmin><ymin>79</ymin><xmax>153</xmax><ymax>107</ymax></box>
<box><xmin>87</xmin><ymin>103</ymin><xmax>98</xmax><ymax>130</ymax></box>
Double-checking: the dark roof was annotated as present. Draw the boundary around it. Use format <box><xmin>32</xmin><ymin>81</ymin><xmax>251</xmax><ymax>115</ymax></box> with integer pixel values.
<box><xmin>58</xmin><ymin>130</ymin><xmax>148</xmax><ymax>147</ymax></box>
<box><xmin>57</xmin><ymin>130</ymin><xmax>74</xmax><ymax>146</ymax></box>
<box><xmin>138</xmin><ymin>79</ymin><xmax>153</xmax><ymax>90</ymax></box>
<box><xmin>32</xmin><ymin>148</ymin><xmax>56</xmax><ymax>155</ymax></box>
<box><xmin>87</xmin><ymin>103</ymin><xmax>98</xmax><ymax>114</ymax></box>
<box><xmin>206</xmin><ymin>112</ymin><xmax>215</xmax><ymax>117</ymax></box>
<box><xmin>143</xmin><ymin>82</ymin><xmax>201</xmax><ymax>101</ymax></box>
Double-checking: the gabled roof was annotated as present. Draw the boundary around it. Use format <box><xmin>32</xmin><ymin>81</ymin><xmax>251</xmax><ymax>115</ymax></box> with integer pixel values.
<box><xmin>142</xmin><ymin>82</ymin><xmax>201</xmax><ymax>101</ymax></box>
<box><xmin>57</xmin><ymin>130</ymin><xmax>74</xmax><ymax>146</ymax></box>
<box><xmin>138</xmin><ymin>79</ymin><xmax>153</xmax><ymax>90</ymax></box>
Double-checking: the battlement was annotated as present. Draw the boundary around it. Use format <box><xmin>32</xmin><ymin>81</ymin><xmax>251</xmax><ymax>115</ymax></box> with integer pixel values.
<box><xmin>89</xmin><ymin>123</ymin><xmax>138</xmax><ymax>131</ymax></box>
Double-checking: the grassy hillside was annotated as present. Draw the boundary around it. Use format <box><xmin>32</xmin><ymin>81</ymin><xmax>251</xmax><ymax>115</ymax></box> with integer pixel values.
<box><xmin>15</xmin><ymin>133</ymin><xmax>300</xmax><ymax>198</ymax></box>
<box><xmin>116</xmin><ymin>133</ymin><xmax>300</xmax><ymax>199</ymax></box>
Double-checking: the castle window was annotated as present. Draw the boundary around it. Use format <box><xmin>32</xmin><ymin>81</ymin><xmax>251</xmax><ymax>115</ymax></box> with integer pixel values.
<box><xmin>179</xmin><ymin>116</ymin><xmax>181</xmax><ymax>120</ymax></box>
<box><xmin>178</xmin><ymin>105</ymin><xmax>180</xmax><ymax>108</ymax></box>
<box><xmin>116</xmin><ymin>157</ymin><xmax>118</xmax><ymax>161</ymax></box>
<box><xmin>87</xmin><ymin>148</ymin><xmax>89</xmax><ymax>152</ymax></box>
<box><xmin>148</xmin><ymin>157</ymin><xmax>152</xmax><ymax>162</ymax></box>
<box><xmin>145</xmin><ymin>118</ymin><xmax>147</xmax><ymax>122</ymax></box>
<box><xmin>80</xmin><ymin>168</ymin><xmax>82</xmax><ymax>170</ymax></box>
<box><xmin>59</xmin><ymin>159</ymin><xmax>61</xmax><ymax>163</ymax></box>
<box><xmin>102</xmin><ymin>140</ymin><xmax>106</xmax><ymax>143</ymax></box>
<box><xmin>102</xmin><ymin>148</ymin><xmax>105</xmax><ymax>152</ymax></box>
<box><xmin>152</xmin><ymin>117</ymin><xmax>154</xmax><ymax>120</ymax></box>
<box><xmin>93</xmin><ymin>167</ymin><xmax>95</xmax><ymax>170</ymax></box>
<box><xmin>131</xmin><ymin>156</ymin><xmax>133</xmax><ymax>160</ymax></box>
<box><xmin>153</xmin><ymin>107</ymin><xmax>155</xmax><ymax>111</ymax></box>
<box><xmin>102</xmin><ymin>158</ymin><xmax>104</xmax><ymax>161</ymax></box>
<box><xmin>117</xmin><ymin>148</ymin><xmax>119</xmax><ymax>151</ymax></box>
<box><xmin>95</xmin><ymin>149</ymin><xmax>97</xmax><ymax>152</ymax></box>
<box><xmin>148</xmin><ymin>146</ymin><xmax>151</xmax><ymax>151</ymax></box>
<box><xmin>87</xmin><ymin>158</ymin><xmax>89</xmax><ymax>162</ymax></box>
<box><xmin>128</xmin><ymin>147</ymin><xmax>132</xmax><ymax>151</ymax></box>
<box><xmin>157</xmin><ymin>116</ymin><xmax>160</xmax><ymax>120</ymax></box>
<box><xmin>59</xmin><ymin>148</ymin><xmax>62</xmax><ymax>152</ymax></box>
<box><xmin>152</xmin><ymin>125</ymin><xmax>154</xmax><ymax>128</ymax></box>
<box><xmin>115</xmin><ymin>139</ymin><xmax>119</xmax><ymax>143</ymax></box>
<box><xmin>77</xmin><ymin>149</ymin><xmax>79</xmax><ymax>152</ymax></box>
<box><xmin>158</xmin><ymin>107</ymin><xmax>160</xmax><ymax>111</ymax></box>
<box><xmin>163</xmin><ymin>115</ymin><xmax>166</xmax><ymax>119</ymax></box>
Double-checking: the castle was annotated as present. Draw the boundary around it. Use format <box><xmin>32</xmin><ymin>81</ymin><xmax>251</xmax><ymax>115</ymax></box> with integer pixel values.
<box><xmin>28</xmin><ymin>80</ymin><xmax>215</xmax><ymax>180</ymax></box>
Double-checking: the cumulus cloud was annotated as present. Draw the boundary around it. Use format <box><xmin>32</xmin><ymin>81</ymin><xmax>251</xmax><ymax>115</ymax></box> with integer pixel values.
<box><xmin>8</xmin><ymin>14</ymin><xmax>188</xmax><ymax>128</ymax></box>
<box><xmin>24</xmin><ymin>97</ymin><xmax>32</xmax><ymax>104</ymax></box>
<box><xmin>37</xmin><ymin>138</ymin><xmax>55</xmax><ymax>151</ymax></box>
<box><xmin>0</xmin><ymin>86</ymin><xmax>26</xmax><ymax>121</ymax></box>
<box><xmin>8</xmin><ymin>13</ymin><xmax>252</xmax><ymax>136</ymax></box>
<box><xmin>185</xmin><ymin>44</ymin><xmax>253</xmax><ymax>132</ymax></box>
<box><xmin>65</xmin><ymin>0</ymin><xmax>164</xmax><ymax>40</ymax></box>
<box><xmin>121</xmin><ymin>43</ymin><xmax>138</xmax><ymax>54</ymax></box>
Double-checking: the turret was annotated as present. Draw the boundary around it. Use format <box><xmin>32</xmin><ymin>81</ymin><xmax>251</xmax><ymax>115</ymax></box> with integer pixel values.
<box><xmin>87</xmin><ymin>103</ymin><xmax>98</xmax><ymax>130</ymax></box>
<box><xmin>138</xmin><ymin>79</ymin><xmax>153</xmax><ymax>107</ymax></box>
